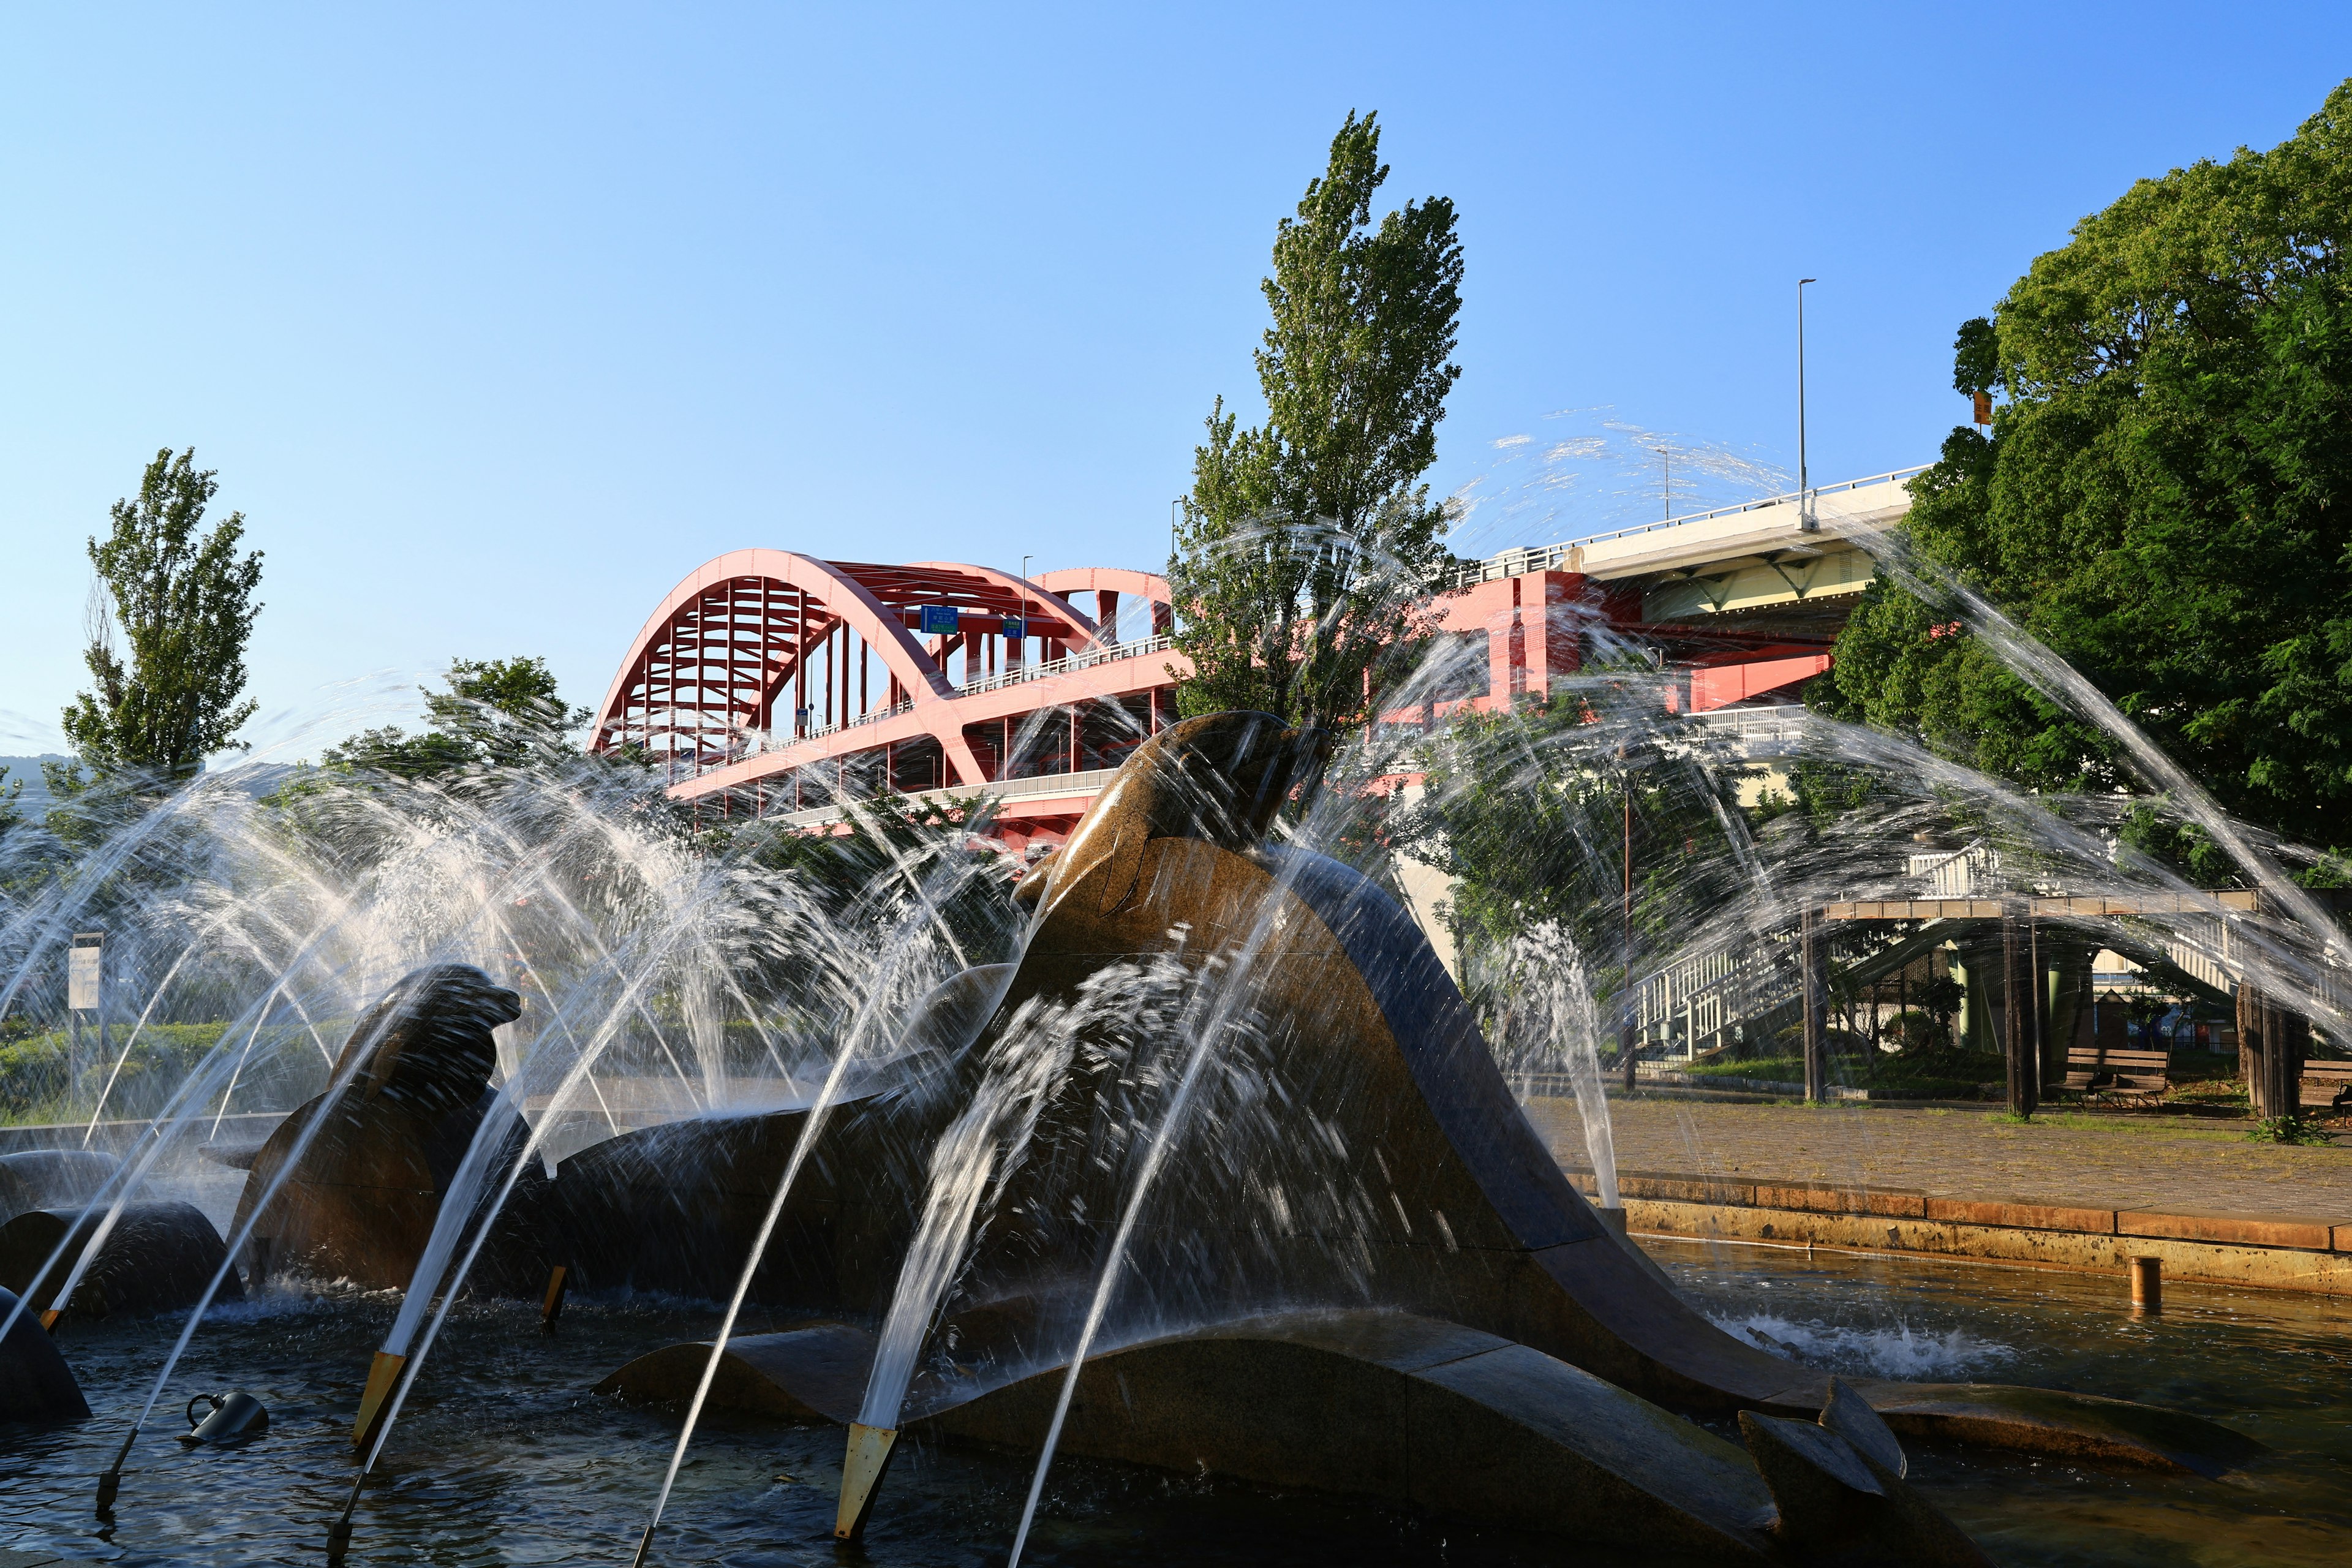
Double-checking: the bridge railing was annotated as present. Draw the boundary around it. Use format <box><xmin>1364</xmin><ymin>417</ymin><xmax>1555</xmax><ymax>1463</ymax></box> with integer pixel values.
<box><xmin>1439</xmin><ymin>465</ymin><xmax>1932</xmax><ymax>595</ymax></box>
<box><xmin>956</xmin><ymin>633</ymin><xmax>1175</xmax><ymax>698</ymax></box>
<box><xmin>695</xmin><ymin>633</ymin><xmax>1180</xmax><ymax>761</ymax></box>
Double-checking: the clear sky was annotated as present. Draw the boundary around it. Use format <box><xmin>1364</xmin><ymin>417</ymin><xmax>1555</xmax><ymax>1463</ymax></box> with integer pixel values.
<box><xmin>6</xmin><ymin>4</ymin><xmax>2349</xmax><ymax>760</ymax></box>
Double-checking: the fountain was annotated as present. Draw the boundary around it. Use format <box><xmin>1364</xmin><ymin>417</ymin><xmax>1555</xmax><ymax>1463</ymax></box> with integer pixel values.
<box><xmin>2</xmin><ymin>619</ymin><xmax>2337</xmax><ymax>1564</ymax></box>
<box><xmin>149</xmin><ymin>712</ymin><xmax>2244</xmax><ymax>1562</ymax></box>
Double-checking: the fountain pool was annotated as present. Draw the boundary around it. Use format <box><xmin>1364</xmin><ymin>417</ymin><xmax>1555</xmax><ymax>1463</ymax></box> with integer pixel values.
<box><xmin>1</xmin><ymin>1244</ymin><xmax>2343</xmax><ymax>1566</ymax></box>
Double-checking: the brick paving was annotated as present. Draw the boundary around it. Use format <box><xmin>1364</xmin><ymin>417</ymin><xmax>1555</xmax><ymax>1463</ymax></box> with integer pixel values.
<box><xmin>1522</xmin><ymin>1096</ymin><xmax>2352</xmax><ymax>1223</ymax></box>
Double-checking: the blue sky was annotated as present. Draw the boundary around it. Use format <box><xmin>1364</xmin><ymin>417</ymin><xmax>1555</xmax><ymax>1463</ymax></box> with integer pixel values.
<box><xmin>6</xmin><ymin>4</ymin><xmax>2348</xmax><ymax>759</ymax></box>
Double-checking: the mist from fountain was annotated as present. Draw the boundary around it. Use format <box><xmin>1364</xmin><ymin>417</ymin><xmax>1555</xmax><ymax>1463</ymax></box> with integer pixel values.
<box><xmin>1494</xmin><ymin>919</ymin><xmax>1618</xmax><ymax>1208</ymax></box>
<box><xmin>851</xmin><ymin>974</ymin><xmax>1130</xmax><ymax>1430</ymax></box>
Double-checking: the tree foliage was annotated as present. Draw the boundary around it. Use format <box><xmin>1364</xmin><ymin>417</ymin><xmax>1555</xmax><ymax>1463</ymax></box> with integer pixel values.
<box><xmin>1395</xmin><ymin>696</ymin><xmax>1757</xmax><ymax>1011</ymax></box>
<box><xmin>1820</xmin><ymin>80</ymin><xmax>2352</xmax><ymax>870</ymax></box>
<box><xmin>319</xmin><ymin>657</ymin><xmax>586</xmax><ymax>782</ymax></box>
<box><xmin>1170</xmin><ymin>111</ymin><xmax>1463</xmax><ymax>728</ymax></box>
<box><xmin>59</xmin><ymin>448</ymin><xmax>265</xmax><ymax>785</ymax></box>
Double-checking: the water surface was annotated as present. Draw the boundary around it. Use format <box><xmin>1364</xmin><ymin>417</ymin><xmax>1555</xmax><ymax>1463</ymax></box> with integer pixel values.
<box><xmin>2</xmin><ymin>1242</ymin><xmax>2344</xmax><ymax>1566</ymax></box>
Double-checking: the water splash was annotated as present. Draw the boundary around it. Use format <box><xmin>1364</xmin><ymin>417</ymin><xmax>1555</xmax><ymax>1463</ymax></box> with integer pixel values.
<box><xmin>1713</xmin><ymin>1310</ymin><xmax>2016</xmax><ymax>1380</ymax></box>
<box><xmin>1493</xmin><ymin>920</ymin><xmax>1618</xmax><ymax>1208</ymax></box>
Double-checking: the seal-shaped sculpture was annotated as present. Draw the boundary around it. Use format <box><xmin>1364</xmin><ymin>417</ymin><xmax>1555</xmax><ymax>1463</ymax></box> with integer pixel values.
<box><xmin>230</xmin><ymin>963</ymin><xmax>521</xmax><ymax>1289</ymax></box>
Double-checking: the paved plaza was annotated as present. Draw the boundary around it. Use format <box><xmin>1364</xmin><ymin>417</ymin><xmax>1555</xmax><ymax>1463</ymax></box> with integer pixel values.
<box><xmin>1524</xmin><ymin>1096</ymin><xmax>2352</xmax><ymax>1224</ymax></box>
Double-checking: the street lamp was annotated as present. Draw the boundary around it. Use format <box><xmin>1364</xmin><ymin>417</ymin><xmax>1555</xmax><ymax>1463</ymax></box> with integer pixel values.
<box><xmin>1652</xmin><ymin>445</ymin><xmax>1670</xmax><ymax>521</ymax></box>
<box><xmin>1797</xmin><ymin>277</ymin><xmax>1817</xmax><ymax>532</ymax></box>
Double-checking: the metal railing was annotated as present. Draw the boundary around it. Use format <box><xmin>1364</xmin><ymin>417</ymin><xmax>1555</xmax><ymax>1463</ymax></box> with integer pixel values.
<box><xmin>1441</xmin><ymin>465</ymin><xmax>1931</xmax><ymax>594</ymax></box>
<box><xmin>1687</xmin><ymin>704</ymin><xmax>1809</xmax><ymax>757</ymax></box>
<box><xmin>956</xmin><ymin>633</ymin><xmax>1174</xmax><ymax>698</ymax></box>
<box><xmin>698</xmin><ymin>635</ymin><xmax>1178</xmax><ymax>761</ymax></box>
<box><xmin>760</xmin><ymin>766</ymin><xmax>1122</xmax><ymax>829</ymax></box>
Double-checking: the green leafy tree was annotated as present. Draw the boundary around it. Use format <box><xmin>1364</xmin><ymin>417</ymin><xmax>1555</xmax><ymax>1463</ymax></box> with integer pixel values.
<box><xmin>1170</xmin><ymin>110</ymin><xmax>1463</xmax><ymax>728</ymax></box>
<box><xmin>0</xmin><ymin>766</ymin><xmax>24</xmax><ymax>841</ymax></box>
<box><xmin>320</xmin><ymin>657</ymin><xmax>586</xmax><ymax>782</ymax></box>
<box><xmin>58</xmin><ymin>448</ymin><xmax>265</xmax><ymax>786</ymax></box>
<box><xmin>1818</xmin><ymin>80</ymin><xmax>2352</xmax><ymax>876</ymax></box>
<box><xmin>1395</xmin><ymin>696</ymin><xmax>1758</xmax><ymax>1019</ymax></box>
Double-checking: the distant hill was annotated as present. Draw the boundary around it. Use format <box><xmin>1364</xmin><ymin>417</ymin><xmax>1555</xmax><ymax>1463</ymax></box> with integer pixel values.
<box><xmin>0</xmin><ymin>755</ymin><xmax>72</xmax><ymax>813</ymax></box>
<box><xmin>0</xmin><ymin>754</ymin><xmax>298</xmax><ymax>816</ymax></box>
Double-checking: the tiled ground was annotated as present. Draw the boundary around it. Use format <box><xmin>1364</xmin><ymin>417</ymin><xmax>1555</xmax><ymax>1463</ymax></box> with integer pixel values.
<box><xmin>1523</xmin><ymin>1095</ymin><xmax>2352</xmax><ymax>1221</ymax></box>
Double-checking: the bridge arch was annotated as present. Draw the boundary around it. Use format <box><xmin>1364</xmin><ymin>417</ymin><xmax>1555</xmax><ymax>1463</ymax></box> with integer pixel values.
<box><xmin>1036</xmin><ymin>567</ymin><xmax>1172</xmax><ymax>643</ymax></box>
<box><xmin>593</xmin><ymin>550</ymin><xmax>1110</xmax><ymax>790</ymax></box>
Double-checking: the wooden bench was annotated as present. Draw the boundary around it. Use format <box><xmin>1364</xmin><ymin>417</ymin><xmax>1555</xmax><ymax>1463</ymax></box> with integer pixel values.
<box><xmin>2301</xmin><ymin>1060</ymin><xmax>2352</xmax><ymax>1111</ymax></box>
<box><xmin>2059</xmin><ymin>1045</ymin><xmax>2170</xmax><ymax>1104</ymax></box>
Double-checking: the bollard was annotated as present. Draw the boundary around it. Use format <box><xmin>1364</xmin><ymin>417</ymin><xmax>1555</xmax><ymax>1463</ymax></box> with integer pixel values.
<box><xmin>2128</xmin><ymin>1255</ymin><xmax>2162</xmax><ymax>1314</ymax></box>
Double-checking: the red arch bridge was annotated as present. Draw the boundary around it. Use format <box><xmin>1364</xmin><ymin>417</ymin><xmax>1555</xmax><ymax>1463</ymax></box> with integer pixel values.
<box><xmin>590</xmin><ymin>469</ymin><xmax>1921</xmax><ymax>851</ymax></box>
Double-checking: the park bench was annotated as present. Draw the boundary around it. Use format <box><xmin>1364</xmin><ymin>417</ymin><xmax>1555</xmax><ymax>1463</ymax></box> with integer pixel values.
<box><xmin>2301</xmin><ymin>1060</ymin><xmax>2352</xmax><ymax>1112</ymax></box>
<box><xmin>2059</xmin><ymin>1044</ymin><xmax>2170</xmax><ymax>1104</ymax></box>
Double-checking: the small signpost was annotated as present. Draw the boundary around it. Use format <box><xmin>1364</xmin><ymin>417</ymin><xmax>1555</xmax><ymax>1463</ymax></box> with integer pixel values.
<box><xmin>918</xmin><ymin>605</ymin><xmax>960</xmax><ymax>635</ymax></box>
<box><xmin>69</xmin><ymin>930</ymin><xmax>107</xmax><ymax>1103</ymax></box>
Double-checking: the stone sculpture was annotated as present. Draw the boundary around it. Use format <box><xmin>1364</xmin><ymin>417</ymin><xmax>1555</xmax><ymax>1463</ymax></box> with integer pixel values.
<box><xmin>228</xmin><ymin>962</ymin><xmax>522</xmax><ymax>1289</ymax></box>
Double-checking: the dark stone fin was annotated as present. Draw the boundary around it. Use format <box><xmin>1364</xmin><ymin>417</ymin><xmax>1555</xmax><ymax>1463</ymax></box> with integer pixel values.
<box><xmin>1740</xmin><ymin>1411</ymin><xmax>1993</xmax><ymax>1567</ymax></box>
<box><xmin>1821</xmin><ymin>1375</ymin><xmax>1906</xmax><ymax>1479</ymax></box>
<box><xmin>0</xmin><ymin>1284</ymin><xmax>88</xmax><ymax>1422</ymax></box>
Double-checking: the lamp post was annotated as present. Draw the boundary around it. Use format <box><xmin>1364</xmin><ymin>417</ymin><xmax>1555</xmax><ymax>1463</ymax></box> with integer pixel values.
<box><xmin>1797</xmin><ymin>277</ymin><xmax>1817</xmax><ymax>532</ymax></box>
<box><xmin>1653</xmin><ymin>445</ymin><xmax>1670</xmax><ymax>521</ymax></box>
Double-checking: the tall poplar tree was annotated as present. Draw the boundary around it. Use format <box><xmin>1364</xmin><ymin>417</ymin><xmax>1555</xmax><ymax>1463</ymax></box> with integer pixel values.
<box><xmin>59</xmin><ymin>448</ymin><xmax>266</xmax><ymax>785</ymax></box>
<box><xmin>1170</xmin><ymin>111</ymin><xmax>1463</xmax><ymax>728</ymax></box>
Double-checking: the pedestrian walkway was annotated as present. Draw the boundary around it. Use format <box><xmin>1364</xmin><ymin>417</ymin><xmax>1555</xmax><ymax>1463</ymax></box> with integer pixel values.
<box><xmin>1523</xmin><ymin>1096</ymin><xmax>2352</xmax><ymax>1294</ymax></box>
<box><xmin>1525</xmin><ymin>1097</ymin><xmax>2352</xmax><ymax>1220</ymax></box>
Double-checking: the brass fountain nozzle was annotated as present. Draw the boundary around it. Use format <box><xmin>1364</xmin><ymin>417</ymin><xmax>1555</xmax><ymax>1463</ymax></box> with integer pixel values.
<box><xmin>834</xmin><ymin>1423</ymin><xmax>900</xmax><ymax>1540</ymax></box>
<box><xmin>352</xmin><ymin>1349</ymin><xmax>407</xmax><ymax>1452</ymax></box>
<box><xmin>540</xmin><ymin>1264</ymin><xmax>571</xmax><ymax>1331</ymax></box>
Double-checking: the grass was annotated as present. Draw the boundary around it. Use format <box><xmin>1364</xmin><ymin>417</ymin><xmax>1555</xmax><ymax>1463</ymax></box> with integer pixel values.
<box><xmin>0</xmin><ymin>1020</ymin><xmax>329</xmax><ymax>1127</ymax></box>
<box><xmin>1676</xmin><ymin>1049</ymin><xmax>2004</xmax><ymax>1101</ymax></box>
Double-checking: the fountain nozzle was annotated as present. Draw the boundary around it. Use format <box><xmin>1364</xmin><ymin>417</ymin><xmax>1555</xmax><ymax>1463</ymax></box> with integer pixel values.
<box><xmin>834</xmin><ymin>1423</ymin><xmax>899</xmax><ymax>1540</ymax></box>
<box><xmin>352</xmin><ymin>1349</ymin><xmax>406</xmax><ymax>1452</ymax></box>
<box><xmin>541</xmin><ymin>1264</ymin><xmax>570</xmax><ymax>1332</ymax></box>
<box><xmin>94</xmin><ymin>1423</ymin><xmax>140</xmax><ymax>1515</ymax></box>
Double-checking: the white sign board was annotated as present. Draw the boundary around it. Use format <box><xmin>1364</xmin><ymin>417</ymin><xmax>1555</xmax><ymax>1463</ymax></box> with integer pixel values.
<box><xmin>68</xmin><ymin>945</ymin><xmax>100</xmax><ymax>1011</ymax></box>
